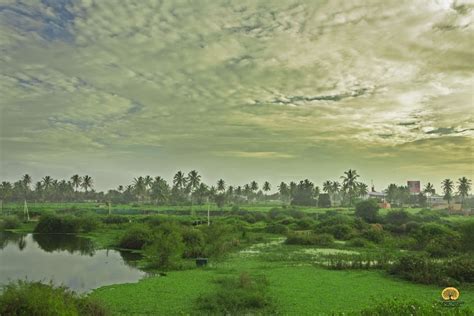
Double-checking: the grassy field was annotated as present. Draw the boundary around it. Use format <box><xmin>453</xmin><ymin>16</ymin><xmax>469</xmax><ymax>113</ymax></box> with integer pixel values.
<box><xmin>91</xmin><ymin>245</ymin><xmax>474</xmax><ymax>315</ymax></box>
<box><xmin>1</xmin><ymin>202</ymin><xmax>347</xmax><ymax>215</ymax></box>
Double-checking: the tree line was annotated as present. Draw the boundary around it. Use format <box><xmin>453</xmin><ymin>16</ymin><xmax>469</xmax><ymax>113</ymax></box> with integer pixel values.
<box><xmin>0</xmin><ymin>170</ymin><xmax>471</xmax><ymax>208</ymax></box>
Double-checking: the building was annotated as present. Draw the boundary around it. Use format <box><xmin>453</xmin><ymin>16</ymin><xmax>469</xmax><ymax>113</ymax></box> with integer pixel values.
<box><xmin>407</xmin><ymin>181</ymin><xmax>421</xmax><ymax>194</ymax></box>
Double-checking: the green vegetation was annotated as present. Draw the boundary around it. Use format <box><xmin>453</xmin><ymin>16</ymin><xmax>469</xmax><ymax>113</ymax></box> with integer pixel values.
<box><xmin>0</xmin><ymin>170</ymin><xmax>473</xmax><ymax>315</ymax></box>
<box><xmin>0</xmin><ymin>281</ymin><xmax>108</xmax><ymax>316</ymax></box>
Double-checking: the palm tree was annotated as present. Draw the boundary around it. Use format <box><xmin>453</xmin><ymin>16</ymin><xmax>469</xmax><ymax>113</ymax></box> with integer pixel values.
<box><xmin>81</xmin><ymin>175</ymin><xmax>93</xmax><ymax>193</ymax></box>
<box><xmin>42</xmin><ymin>176</ymin><xmax>52</xmax><ymax>191</ymax></box>
<box><xmin>341</xmin><ymin>169</ymin><xmax>360</xmax><ymax>206</ymax></box>
<box><xmin>441</xmin><ymin>179</ymin><xmax>454</xmax><ymax>207</ymax></box>
<box><xmin>250</xmin><ymin>181</ymin><xmax>258</xmax><ymax>192</ymax></box>
<box><xmin>217</xmin><ymin>179</ymin><xmax>226</xmax><ymax>192</ymax></box>
<box><xmin>133</xmin><ymin>176</ymin><xmax>147</xmax><ymax>202</ymax></box>
<box><xmin>70</xmin><ymin>175</ymin><xmax>82</xmax><ymax>192</ymax></box>
<box><xmin>263</xmin><ymin>181</ymin><xmax>271</xmax><ymax>193</ymax></box>
<box><xmin>356</xmin><ymin>182</ymin><xmax>369</xmax><ymax>197</ymax></box>
<box><xmin>423</xmin><ymin>182</ymin><xmax>435</xmax><ymax>207</ymax></box>
<box><xmin>187</xmin><ymin>170</ymin><xmax>201</xmax><ymax>191</ymax></box>
<box><xmin>457</xmin><ymin>177</ymin><xmax>472</xmax><ymax>210</ymax></box>
<box><xmin>173</xmin><ymin>171</ymin><xmax>187</xmax><ymax>190</ymax></box>
<box><xmin>278</xmin><ymin>182</ymin><xmax>289</xmax><ymax>203</ymax></box>
<box><xmin>21</xmin><ymin>174</ymin><xmax>31</xmax><ymax>199</ymax></box>
<box><xmin>117</xmin><ymin>185</ymin><xmax>124</xmax><ymax>192</ymax></box>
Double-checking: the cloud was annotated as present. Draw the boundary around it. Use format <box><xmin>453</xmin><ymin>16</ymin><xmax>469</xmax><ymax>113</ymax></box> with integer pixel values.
<box><xmin>0</xmin><ymin>0</ymin><xmax>472</xmax><ymax>189</ymax></box>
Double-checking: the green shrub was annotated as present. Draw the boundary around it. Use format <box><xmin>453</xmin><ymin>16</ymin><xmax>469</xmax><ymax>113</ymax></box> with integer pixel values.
<box><xmin>384</xmin><ymin>209</ymin><xmax>410</xmax><ymax>225</ymax></box>
<box><xmin>355</xmin><ymin>199</ymin><xmax>379</xmax><ymax>223</ymax></box>
<box><xmin>34</xmin><ymin>215</ymin><xmax>81</xmax><ymax>234</ymax></box>
<box><xmin>389</xmin><ymin>254</ymin><xmax>442</xmax><ymax>285</ymax></box>
<box><xmin>347</xmin><ymin>237</ymin><xmax>374</xmax><ymax>248</ymax></box>
<box><xmin>265</xmin><ymin>223</ymin><xmax>289</xmax><ymax>235</ymax></box>
<box><xmin>0</xmin><ymin>280</ymin><xmax>108</xmax><ymax>316</ymax></box>
<box><xmin>196</xmin><ymin>272</ymin><xmax>275</xmax><ymax>315</ymax></box>
<box><xmin>1</xmin><ymin>216</ymin><xmax>21</xmax><ymax>230</ymax></box>
<box><xmin>118</xmin><ymin>225</ymin><xmax>153</xmax><ymax>250</ymax></box>
<box><xmin>145</xmin><ymin>222</ymin><xmax>184</xmax><ymax>269</ymax></box>
<box><xmin>344</xmin><ymin>298</ymin><xmax>472</xmax><ymax>315</ymax></box>
<box><xmin>102</xmin><ymin>215</ymin><xmax>129</xmax><ymax>225</ymax></box>
<box><xmin>460</xmin><ymin>220</ymin><xmax>474</xmax><ymax>252</ymax></box>
<box><xmin>182</xmin><ymin>227</ymin><xmax>205</xmax><ymax>258</ymax></box>
<box><xmin>285</xmin><ymin>233</ymin><xmax>334</xmax><ymax>246</ymax></box>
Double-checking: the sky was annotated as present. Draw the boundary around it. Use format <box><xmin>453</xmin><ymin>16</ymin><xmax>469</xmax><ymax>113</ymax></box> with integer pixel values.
<box><xmin>0</xmin><ymin>0</ymin><xmax>473</xmax><ymax>192</ymax></box>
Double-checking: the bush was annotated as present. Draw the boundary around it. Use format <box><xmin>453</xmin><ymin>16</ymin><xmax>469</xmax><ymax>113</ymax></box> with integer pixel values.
<box><xmin>102</xmin><ymin>215</ymin><xmax>129</xmax><ymax>225</ymax></box>
<box><xmin>285</xmin><ymin>233</ymin><xmax>334</xmax><ymax>246</ymax></box>
<box><xmin>384</xmin><ymin>210</ymin><xmax>410</xmax><ymax>225</ymax></box>
<box><xmin>182</xmin><ymin>227</ymin><xmax>205</xmax><ymax>258</ymax></box>
<box><xmin>347</xmin><ymin>237</ymin><xmax>374</xmax><ymax>248</ymax></box>
<box><xmin>389</xmin><ymin>254</ymin><xmax>443</xmax><ymax>285</ymax></box>
<box><xmin>265</xmin><ymin>223</ymin><xmax>289</xmax><ymax>235</ymax></box>
<box><xmin>355</xmin><ymin>200</ymin><xmax>379</xmax><ymax>223</ymax></box>
<box><xmin>118</xmin><ymin>225</ymin><xmax>153</xmax><ymax>250</ymax></box>
<box><xmin>460</xmin><ymin>220</ymin><xmax>474</xmax><ymax>252</ymax></box>
<box><xmin>34</xmin><ymin>215</ymin><xmax>81</xmax><ymax>234</ymax></box>
<box><xmin>295</xmin><ymin>218</ymin><xmax>315</xmax><ymax>230</ymax></box>
<box><xmin>1</xmin><ymin>216</ymin><xmax>21</xmax><ymax>230</ymax></box>
<box><xmin>145</xmin><ymin>222</ymin><xmax>184</xmax><ymax>269</ymax></box>
<box><xmin>345</xmin><ymin>298</ymin><xmax>472</xmax><ymax>315</ymax></box>
<box><xmin>196</xmin><ymin>273</ymin><xmax>275</xmax><ymax>315</ymax></box>
<box><xmin>0</xmin><ymin>280</ymin><xmax>108</xmax><ymax>316</ymax></box>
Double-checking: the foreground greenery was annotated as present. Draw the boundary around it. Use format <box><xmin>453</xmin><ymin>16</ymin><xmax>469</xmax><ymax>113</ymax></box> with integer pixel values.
<box><xmin>1</xmin><ymin>199</ymin><xmax>473</xmax><ymax>315</ymax></box>
<box><xmin>0</xmin><ymin>281</ymin><xmax>108</xmax><ymax>316</ymax></box>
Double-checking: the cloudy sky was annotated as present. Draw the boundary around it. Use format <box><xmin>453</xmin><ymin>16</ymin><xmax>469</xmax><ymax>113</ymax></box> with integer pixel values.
<box><xmin>0</xmin><ymin>0</ymin><xmax>473</xmax><ymax>191</ymax></box>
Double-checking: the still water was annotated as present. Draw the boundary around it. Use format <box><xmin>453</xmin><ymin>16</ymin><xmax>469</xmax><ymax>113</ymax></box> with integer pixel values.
<box><xmin>0</xmin><ymin>232</ymin><xmax>146</xmax><ymax>292</ymax></box>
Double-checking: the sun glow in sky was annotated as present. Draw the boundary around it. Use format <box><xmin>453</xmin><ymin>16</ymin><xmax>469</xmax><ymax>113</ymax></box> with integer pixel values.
<box><xmin>0</xmin><ymin>0</ymin><xmax>473</xmax><ymax>191</ymax></box>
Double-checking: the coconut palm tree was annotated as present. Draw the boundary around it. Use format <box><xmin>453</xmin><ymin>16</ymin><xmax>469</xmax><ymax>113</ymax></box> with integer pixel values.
<box><xmin>21</xmin><ymin>174</ymin><xmax>31</xmax><ymax>200</ymax></box>
<box><xmin>457</xmin><ymin>177</ymin><xmax>472</xmax><ymax>210</ymax></box>
<box><xmin>250</xmin><ymin>181</ymin><xmax>258</xmax><ymax>192</ymax></box>
<box><xmin>81</xmin><ymin>175</ymin><xmax>93</xmax><ymax>194</ymax></box>
<box><xmin>187</xmin><ymin>170</ymin><xmax>201</xmax><ymax>191</ymax></box>
<box><xmin>173</xmin><ymin>171</ymin><xmax>187</xmax><ymax>190</ymax></box>
<box><xmin>356</xmin><ymin>182</ymin><xmax>369</xmax><ymax>197</ymax></box>
<box><xmin>441</xmin><ymin>179</ymin><xmax>454</xmax><ymax>207</ymax></box>
<box><xmin>42</xmin><ymin>176</ymin><xmax>52</xmax><ymax>191</ymax></box>
<box><xmin>341</xmin><ymin>169</ymin><xmax>360</xmax><ymax>206</ymax></box>
<box><xmin>423</xmin><ymin>182</ymin><xmax>436</xmax><ymax>207</ymax></box>
<box><xmin>70</xmin><ymin>175</ymin><xmax>82</xmax><ymax>193</ymax></box>
<box><xmin>263</xmin><ymin>181</ymin><xmax>271</xmax><ymax>201</ymax></box>
<box><xmin>217</xmin><ymin>179</ymin><xmax>226</xmax><ymax>192</ymax></box>
<box><xmin>278</xmin><ymin>182</ymin><xmax>289</xmax><ymax>203</ymax></box>
<box><xmin>133</xmin><ymin>176</ymin><xmax>147</xmax><ymax>202</ymax></box>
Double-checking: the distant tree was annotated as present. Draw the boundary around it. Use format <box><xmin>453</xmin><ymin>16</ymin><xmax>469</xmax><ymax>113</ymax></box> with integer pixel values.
<box><xmin>21</xmin><ymin>174</ymin><xmax>31</xmax><ymax>201</ymax></box>
<box><xmin>318</xmin><ymin>194</ymin><xmax>331</xmax><ymax>208</ymax></box>
<box><xmin>356</xmin><ymin>182</ymin><xmax>369</xmax><ymax>198</ymax></box>
<box><xmin>291</xmin><ymin>179</ymin><xmax>316</xmax><ymax>206</ymax></box>
<box><xmin>442</xmin><ymin>179</ymin><xmax>454</xmax><ymax>206</ymax></box>
<box><xmin>150</xmin><ymin>177</ymin><xmax>170</xmax><ymax>205</ymax></box>
<box><xmin>385</xmin><ymin>184</ymin><xmax>398</xmax><ymax>204</ymax></box>
<box><xmin>217</xmin><ymin>179</ymin><xmax>226</xmax><ymax>192</ymax></box>
<box><xmin>355</xmin><ymin>199</ymin><xmax>379</xmax><ymax>223</ymax></box>
<box><xmin>263</xmin><ymin>181</ymin><xmax>271</xmax><ymax>200</ymax></box>
<box><xmin>457</xmin><ymin>177</ymin><xmax>472</xmax><ymax>210</ymax></box>
<box><xmin>187</xmin><ymin>170</ymin><xmax>201</xmax><ymax>192</ymax></box>
<box><xmin>278</xmin><ymin>182</ymin><xmax>290</xmax><ymax>203</ymax></box>
<box><xmin>117</xmin><ymin>185</ymin><xmax>124</xmax><ymax>192</ymax></box>
<box><xmin>173</xmin><ymin>171</ymin><xmax>187</xmax><ymax>190</ymax></box>
<box><xmin>423</xmin><ymin>182</ymin><xmax>435</xmax><ymax>208</ymax></box>
<box><xmin>71</xmin><ymin>175</ymin><xmax>82</xmax><ymax>193</ymax></box>
<box><xmin>341</xmin><ymin>169</ymin><xmax>360</xmax><ymax>206</ymax></box>
<box><xmin>81</xmin><ymin>175</ymin><xmax>93</xmax><ymax>194</ymax></box>
<box><xmin>133</xmin><ymin>176</ymin><xmax>147</xmax><ymax>203</ymax></box>
<box><xmin>250</xmin><ymin>181</ymin><xmax>258</xmax><ymax>193</ymax></box>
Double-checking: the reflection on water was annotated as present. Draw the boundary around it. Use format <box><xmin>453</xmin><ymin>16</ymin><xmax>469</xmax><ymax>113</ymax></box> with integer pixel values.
<box><xmin>0</xmin><ymin>232</ymin><xmax>146</xmax><ymax>292</ymax></box>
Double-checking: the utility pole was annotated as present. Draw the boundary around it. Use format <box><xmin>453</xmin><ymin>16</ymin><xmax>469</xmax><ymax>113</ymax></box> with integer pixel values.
<box><xmin>207</xmin><ymin>197</ymin><xmax>210</xmax><ymax>226</ymax></box>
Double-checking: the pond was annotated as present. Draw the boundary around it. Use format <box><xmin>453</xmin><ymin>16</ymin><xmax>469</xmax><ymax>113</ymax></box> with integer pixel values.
<box><xmin>0</xmin><ymin>232</ymin><xmax>147</xmax><ymax>293</ymax></box>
